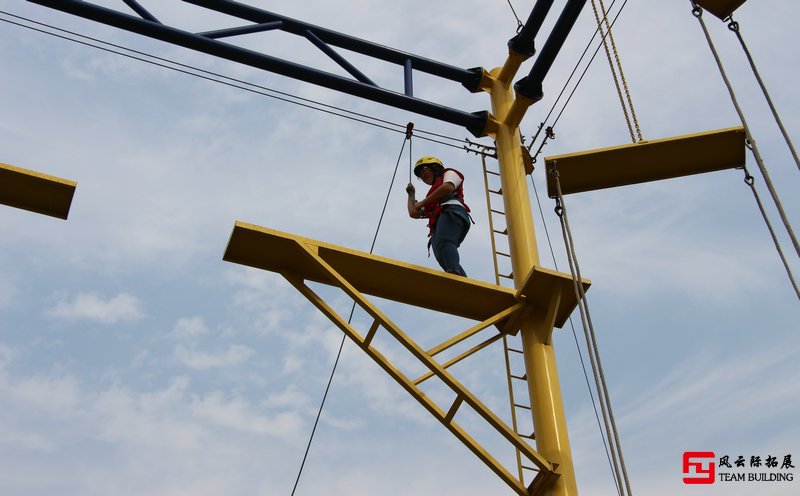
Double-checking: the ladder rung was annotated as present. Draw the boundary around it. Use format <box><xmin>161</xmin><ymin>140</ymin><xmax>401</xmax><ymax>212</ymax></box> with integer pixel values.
<box><xmin>499</xmin><ymin>272</ymin><xmax>514</xmax><ymax>279</ymax></box>
<box><xmin>521</xmin><ymin>464</ymin><xmax>537</xmax><ymax>471</ymax></box>
<box><xmin>495</xmin><ymin>251</ymin><xmax>510</xmax><ymax>258</ymax></box>
<box><xmin>490</xmin><ymin>208</ymin><xmax>506</xmax><ymax>215</ymax></box>
<box><xmin>489</xmin><ymin>188</ymin><xmax>502</xmax><ymax>195</ymax></box>
<box><xmin>520</xmin><ymin>432</ymin><xmax>536</xmax><ymax>441</ymax></box>
<box><xmin>510</xmin><ymin>373</ymin><xmax>526</xmax><ymax>380</ymax></box>
<box><xmin>486</xmin><ymin>170</ymin><xmax>500</xmax><ymax>176</ymax></box>
<box><xmin>514</xmin><ymin>403</ymin><xmax>532</xmax><ymax>410</ymax></box>
<box><xmin>493</xmin><ymin>228</ymin><xmax>508</xmax><ymax>235</ymax></box>
<box><xmin>508</xmin><ymin>348</ymin><xmax>523</xmax><ymax>354</ymax></box>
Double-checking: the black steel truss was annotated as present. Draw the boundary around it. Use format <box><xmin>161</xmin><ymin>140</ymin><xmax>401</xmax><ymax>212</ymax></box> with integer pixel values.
<box><xmin>26</xmin><ymin>0</ymin><xmax>586</xmax><ymax>136</ymax></box>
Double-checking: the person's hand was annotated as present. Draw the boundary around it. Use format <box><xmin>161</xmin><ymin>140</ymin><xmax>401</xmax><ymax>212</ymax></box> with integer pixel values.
<box><xmin>406</xmin><ymin>182</ymin><xmax>415</xmax><ymax>195</ymax></box>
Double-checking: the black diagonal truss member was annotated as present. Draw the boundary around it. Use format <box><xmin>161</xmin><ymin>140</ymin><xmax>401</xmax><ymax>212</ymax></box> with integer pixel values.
<box><xmin>27</xmin><ymin>0</ymin><xmax>492</xmax><ymax>136</ymax></box>
<box><xmin>27</xmin><ymin>0</ymin><xmax>586</xmax><ymax>137</ymax></box>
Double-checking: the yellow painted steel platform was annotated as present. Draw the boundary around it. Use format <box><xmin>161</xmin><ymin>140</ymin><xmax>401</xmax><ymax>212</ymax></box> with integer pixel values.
<box><xmin>544</xmin><ymin>126</ymin><xmax>746</xmax><ymax>197</ymax></box>
<box><xmin>0</xmin><ymin>162</ymin><xmax>76</xmax><ymax>219</ymax></box>
<box><xmin>695</xmin><ymin>0</ymin><xmax>747</xmax><ymax>20</ymax></box>
<box><xmin>223</xmin><ymin>221</ymin><xmax>588</xmax><ymax>328</ymax></box>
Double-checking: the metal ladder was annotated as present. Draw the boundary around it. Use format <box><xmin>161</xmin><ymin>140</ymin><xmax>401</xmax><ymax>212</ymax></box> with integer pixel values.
<box><xmin>479</xmin><ymin>152</ymin><xmax>537</xmax><ymax>486</ymax></box>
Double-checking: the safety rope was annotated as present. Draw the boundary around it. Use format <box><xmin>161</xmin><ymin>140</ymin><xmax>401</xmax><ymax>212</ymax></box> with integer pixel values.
<box><xmin>290</xmin><ymin>126</ymin><xmax>414</xmax><ymax>495</ymax></box>
<box><xmin>549</xmin><ymin>161</ymin><xmax>633</xmax><ymax>496</ymax></box>
<box><xmin>590</xmin><ymin>0</ymin><xmax>642</xmax><ymax>143</ymax></box>
<box><xmin>691</xmin><ymin>3</ymin><xmax>800</xmax><ymax>261</ymax></box>
<box><xmin>529</xmin><ymin>172</ymin><xmax>622</xmax><ymax>493</ymax></box>
<box><xmin>741</xmin><ymin>164</ymin><xmax>800</xmax><ymax>300</ymax></box>
<box><xmin>727</xmin><ymin>17</ymin><xmax>800</xmax><ymax>173</ymax></box>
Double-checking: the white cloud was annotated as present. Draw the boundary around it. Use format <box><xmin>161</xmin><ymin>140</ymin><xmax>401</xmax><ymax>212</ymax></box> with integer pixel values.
<box><xmin>47</xmin><ymin>292</ymin><xmax>144</xmax><ymax>324</ymax></box>
<box><xmin>191</xmin><ymin>391</ymin><xmax>305</xmax><ymax>443</ymax></box>
<box><xmin>170</xmin><ymin>316</ymin><xmax>209</xmax><ymax>339</ymax></box>
<box><xmin>262</xmin><ymin>385</ymin><xmax>311</xmax><ymax>411</ymax></box>
<box><xmin>174</xmin><ymin>344</ymin><xmax>255</xmax><ymax>370</ymax></box>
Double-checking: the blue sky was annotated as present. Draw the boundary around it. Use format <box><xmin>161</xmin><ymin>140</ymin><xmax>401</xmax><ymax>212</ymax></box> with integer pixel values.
<box><xmin>1</xmin><ymin>1</ymin><xmax>798</xmax><ymax>495</ymax></box>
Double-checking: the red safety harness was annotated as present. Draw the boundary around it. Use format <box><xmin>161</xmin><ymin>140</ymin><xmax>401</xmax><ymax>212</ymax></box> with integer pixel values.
<box><xmin>422</xmin><ymin>168</ymin><xmax>471</xmax><ymax>234</ymax></box>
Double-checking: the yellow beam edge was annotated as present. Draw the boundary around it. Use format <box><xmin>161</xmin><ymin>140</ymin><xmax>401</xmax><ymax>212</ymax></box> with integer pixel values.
<box><xmin>0</xmin><ymin>162</ymin><xmax>77</xmax><ymax>220</ymax></box>
<box><xmin>694</xmin><ymin>0</ymin><xmax>748</xmax><ymax>20</ymax></box>
<box><xmin>544</xmin><ymin>126</ymin><xmax>746</xmax><ymax>197</ymax></box>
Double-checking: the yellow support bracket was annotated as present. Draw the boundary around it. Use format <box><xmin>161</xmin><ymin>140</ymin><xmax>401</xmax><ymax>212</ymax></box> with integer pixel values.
<box><xmin>0</xmin><ymin>162</ymin><xmax>76</xmax><ymax>219</ymax></box>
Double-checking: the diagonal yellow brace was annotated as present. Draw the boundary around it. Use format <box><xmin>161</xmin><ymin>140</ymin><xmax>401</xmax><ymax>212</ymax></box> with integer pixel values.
<box><xmin>414</xmin><ymin>332</ymin><xmax>506</xmax><ymax>386</ymax></box>
<box><xmin>283</xmin><ymin>273</ymin><xmax>531</xmax><ymax>496</ymax></box>
<box><xmin>426</xmin><ymin>302</ymin><xmax>526</xmax><ymax>357</ymax></box>
<box><xmin>291</xmin><ymin>240</ymin><xmax>556</xmax><ymax>477</ymax></box>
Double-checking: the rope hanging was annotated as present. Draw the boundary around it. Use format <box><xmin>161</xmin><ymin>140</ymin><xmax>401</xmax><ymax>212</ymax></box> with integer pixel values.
<box><xmin>526</xmin><ymin>0</ymin><xmax>630</xmax><ymax>163</ymax></box>
<box><xmin>726</xmin><ymin>17</ymin><xmax>800</xmax><ymax>173</ymax></box>
<box><xmin>690</xmin><ymin>3</ymin><xmax>800</xmax><ymax>260</ymax></box>
<box><xmin>528</xmin><ymin>169</ymin><xmax>622</xmax><ymax>490</ymax></box>
<box><xmin>739</xmin><ymin>164</ymin><xmax>800</xmax><ymax>300</ymax></box>
<box><xmin>549</xmin><ymin>161</ymin><xmax>634</xmax><ymax>496</ymax></box>
<box><xmin>290</xmin><ymin>124</ymin><xmax>414</xmax><ymax>495</ymax></box>
<box><xmin>590</xmin><ymin>0</ymin><xmax>642</xmax><ymax>143</ymax></box>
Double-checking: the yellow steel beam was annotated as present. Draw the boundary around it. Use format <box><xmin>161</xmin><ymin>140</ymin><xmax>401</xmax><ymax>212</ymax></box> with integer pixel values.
<box><xmin>544</xmin><ymin>126</ymin><xmax>746</xmax><ymax>197</ymax></box>
<box><xmin>694</xmin><ymin>0</ymin><xmax>747</xmax><ymax>20</ymax></box>
<box><xmin>413</xmin><ymin>332</ymin><xmax>506</xmax><ymax>386</ymax></box>
<box><xmin>426</xmin><ymin>302</ymin><xmax>526</xmax><ymax>358</ymax></box>
<box><xmin>224</xmin><ymin>221</ymin><xmax>517</xmax><ymax>322</ymax></box>
<box><xmin>484</xmin><ymin>49</ymin><xmax>580</xmax><ymax>494</ymax></box>
<box><xmin>223</xmin><ymin>222</ymin><xmax>586</xmax><ymax>328</ymax></box>
<box><xmin>0</xmin><ymin>162</ymin><xmax>76</xmax><ymax>219</ymax></box>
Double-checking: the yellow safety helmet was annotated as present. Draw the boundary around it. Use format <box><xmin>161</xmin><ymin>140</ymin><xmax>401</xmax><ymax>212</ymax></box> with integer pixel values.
<box><xmin>414</xmin><ymin>156</ymin><xmax>444</xmax><ymax>177</ymax></box>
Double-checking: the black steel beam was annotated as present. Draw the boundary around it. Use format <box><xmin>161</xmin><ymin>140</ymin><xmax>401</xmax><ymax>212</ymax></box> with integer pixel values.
<box><xmin>507</xmin><ymin>0</ymin><xmax>554</xmax><ymax>57</ymax></box>
<box><xmin>27</xmin><ymin>0</ymin><xmax>489</xmax><ymax>136</ymax></box>
<box><xmin>199</xmin><ymin>21</ymin><xmax>283</xmax><ymax>40</ymax></box>
<box><xmin>184</xmin><ymin>0</ymin><xmax>483</xmax><ymax>88</ymax></box>
<box><xmin>515</xmin><ymin>0</ymin><xmax>587</xmax><ymax>102</ymax></box>
<box><xmin>122</xmin><ymin>0</ymin><xmax>159</xmax><ymax>23</ymax></box>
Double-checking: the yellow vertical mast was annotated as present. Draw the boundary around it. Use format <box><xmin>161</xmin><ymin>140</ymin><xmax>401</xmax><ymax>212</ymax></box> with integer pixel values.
<box><xmin>482</xmin><ymin>49</ymin><xmax>578</xmax><ymax>494</ymax></box>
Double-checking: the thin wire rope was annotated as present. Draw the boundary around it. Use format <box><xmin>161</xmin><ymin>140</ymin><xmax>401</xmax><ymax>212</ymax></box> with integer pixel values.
<box><xmin>691</xmin><ymin>4</ymin><xmax>800</xmax><ymax>260</ymax></box>
<box><xmin>506</xmin><ymin>0</ymin><xmax>525</xmax><ymax>31</ymax></box>
<box><xmin>550</xmin><ymin>162</ymin><xmax>633</xmax><ymax>496</ymax></box>
<box><xmin>290</xmin><ymin>133</ymin><xmax>411</xmax><ymax>495</ymax></box>
<box><xmin>727</xmin><ymin>17</ymin><xmax>800</xmax><ymax>173</ymax></box>
<box><xmin>740</xmin><ymin>165</ymin><xmax>800</xmax><ymax>299</ymax></box>
<box><xmin>529</xmin><ymin>173</ymin><xmax>621</xmax><ymax>493</ymax></box>
<box><xmin>0</xmin><ymin>11</ymin><xmax>470</xmax><ymax>150</ymax></box>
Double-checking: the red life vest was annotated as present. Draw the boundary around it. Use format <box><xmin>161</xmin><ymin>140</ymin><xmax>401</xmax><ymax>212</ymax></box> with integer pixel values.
<box><xmin>423</xmin><ymin>168</ymin><xmax>470</xmax><ymax>233</ymax></box>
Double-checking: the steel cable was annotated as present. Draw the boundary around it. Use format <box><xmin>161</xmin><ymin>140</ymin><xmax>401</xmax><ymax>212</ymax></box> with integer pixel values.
<box><xmin>549</xmin><ymin>161</ymin><xmax>633</xmax><ymax>496</ymax></box>
<box><xmin>290</xmin><ymin>131</ymin><xmax>412</xmax><ymax>495</ymax></box>
<box><xmin>691</xmin><ymin>4</ymin><xmax>800</xmax><ymax>260</ymax></box>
